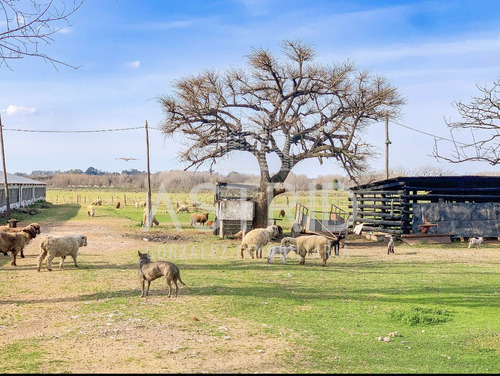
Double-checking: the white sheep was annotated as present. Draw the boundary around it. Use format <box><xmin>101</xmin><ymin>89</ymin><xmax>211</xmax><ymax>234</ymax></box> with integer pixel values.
<box><xmin>267</xmin><ymin>244</ymin><xmax>297</xmax><ymax>264</ymax></box>
<box><xmin>87</xmin><ymin>205</ymin><xmax>95</xmax><ymax>217</ymax></box>
<box><xmin>37</xmin><ymin>234</ymin><xmax>87</xmax><ymax>272</ymax></box>
<box><xmin>240</xmin><ymin>225</ymin><xmax>279</xmax><ymax>259</ymax></box>
<box><xmin>281</xmin><ymin>235</ymin><xmax>332</xmax><ymax>267</ymax></box>
<box><xmin>175</xmin><ymin>205</ymin><xmax>190</xmax><ymax>214</ymax></box>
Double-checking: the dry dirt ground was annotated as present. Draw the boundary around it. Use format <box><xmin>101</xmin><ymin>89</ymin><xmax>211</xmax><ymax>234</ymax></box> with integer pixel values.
<box><xmin>0</xmin><ymin>218</ymin><xmax>300</xmax><ymax>374</ymax></box>
<box><xmin>1</xmin><ymin>218</ymin><xmax>499</xmax><ymax>373</ymax></box>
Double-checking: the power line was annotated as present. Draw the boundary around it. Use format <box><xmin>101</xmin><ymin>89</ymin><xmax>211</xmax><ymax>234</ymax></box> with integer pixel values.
<box><xmin>2</xmin><ymin>125</ymin><xmax>162</xmax><ymax>133</ymax></box>
<box><xmin>390</xmin><ymin>120</ymin><xmax>469</xmax><ymax>146</ymax></box>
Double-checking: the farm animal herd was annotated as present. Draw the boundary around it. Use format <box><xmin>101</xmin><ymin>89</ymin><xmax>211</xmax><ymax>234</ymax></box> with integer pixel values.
<box><xmin>0</xmin><ymin>199</ymin><xmax>489</xmax><ymax>299</ymax></box>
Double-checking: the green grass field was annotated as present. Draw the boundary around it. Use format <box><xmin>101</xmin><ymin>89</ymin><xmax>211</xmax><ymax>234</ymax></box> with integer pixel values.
<box><xmin>0</xmin><ymin>189</ymin><xmax>498</xmax><ymax>373</ymax></box>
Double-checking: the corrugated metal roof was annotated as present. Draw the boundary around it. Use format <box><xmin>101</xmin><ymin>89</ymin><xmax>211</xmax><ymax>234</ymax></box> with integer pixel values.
<box><xmin>0</xmin><ymin>171</ymin><xmax>46</xmax><ymax>185</ymax></box>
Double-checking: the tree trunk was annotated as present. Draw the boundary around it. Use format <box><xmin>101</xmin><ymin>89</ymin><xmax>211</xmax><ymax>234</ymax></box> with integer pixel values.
<box><xmin>253</xmin><ymin>184</ymin><xmax>286</xmax><ymax>229</ymax></box>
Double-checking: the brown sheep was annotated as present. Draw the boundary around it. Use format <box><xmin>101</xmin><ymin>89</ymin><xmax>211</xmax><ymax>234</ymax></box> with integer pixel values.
<box><xmin>115</xmin><ymin>201</ymin><xmax>121</xmax><ymax>209</ymax></box>
<box><xmin>0</xmin><ymin>222</ymin><xmax>41</xmax><ymax>258</ymax></box>
<box><xmin>190</xmin><ymin>213</ymin><xmax>209</xmax><ymax>226</ymax></box>
<box><xmin>205</xmin><ymin>220</ymin><xmax>215</xmax><ymax>228</ymax></box>
<box><xmin>278</xmin><ymin>209</ymin><xmax>285</xmax><ymax>218</ymax></box>
<box><xmin>0</xmin><ymin>225</ymin><xmax>39</xmax><ymax>266</ymax></box>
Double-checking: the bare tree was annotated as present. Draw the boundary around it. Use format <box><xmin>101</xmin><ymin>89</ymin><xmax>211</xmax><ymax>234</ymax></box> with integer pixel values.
<box><xmin>0</xmin><ymin>0</ymin><xmax>84</xmax><ymax>69</ymax></box>
<box><xmin>158</xmin><ymin>40</ymin><xmax>405</xmax><ymax>227</ymax></box>
<box><xmin>435</xmin><ymin>79</ymin><xmax>500</xmax><ymax>165</ymax></box>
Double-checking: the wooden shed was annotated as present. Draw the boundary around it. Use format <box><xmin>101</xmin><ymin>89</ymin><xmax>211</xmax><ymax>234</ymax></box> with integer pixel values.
<box><xmin>0</xmin><ymin>172</ymin><xmax>47</xmax><ymax>213</ymax></box>
<box><xmin>213</xmin><ymin>182</ymin><xmax>258</xmax><ymax>238</ymax></box>
<box><xmin>349</xmin><ymin>176</ymin><xmax>500</xmax><ymax>239</ymax></box>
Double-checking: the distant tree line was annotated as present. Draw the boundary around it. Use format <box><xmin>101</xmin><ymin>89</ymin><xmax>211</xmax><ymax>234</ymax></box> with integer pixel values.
<box><xmin>12</xmin><ymin>165</ymin><xmax>477</xmax><ymax>192</ymax></box>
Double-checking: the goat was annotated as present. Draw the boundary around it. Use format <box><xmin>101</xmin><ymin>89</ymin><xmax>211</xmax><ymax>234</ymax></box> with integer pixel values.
<box><xmin>137</xmin><ymin>251</ymin><xmax>186</xmax><ymax>298</ymax></box>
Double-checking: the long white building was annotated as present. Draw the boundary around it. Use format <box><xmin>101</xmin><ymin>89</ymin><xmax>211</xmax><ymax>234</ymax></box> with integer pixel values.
<box><xmin>0</xmin><ymin>172</ymin><xmax>46</xmax><ymax>213</ymax></box>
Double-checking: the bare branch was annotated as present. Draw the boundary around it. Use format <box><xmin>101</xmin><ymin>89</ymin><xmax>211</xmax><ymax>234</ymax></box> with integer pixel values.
<box><xmin>0</xmin><ymin>0</ymin><xmax>85</xmax><ymax>69</ymax></box>
<box><xmin>435</xmin><ymin>78</ymin><xmax>500</xmax><ymax>165</ymax></box>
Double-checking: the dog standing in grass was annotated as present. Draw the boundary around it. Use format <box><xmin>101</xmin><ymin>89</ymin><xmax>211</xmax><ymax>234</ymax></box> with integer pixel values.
<box><xmin>137</xmin><ymin>251</ymin><xmax>186</xmax><ymax>298</ymax></box>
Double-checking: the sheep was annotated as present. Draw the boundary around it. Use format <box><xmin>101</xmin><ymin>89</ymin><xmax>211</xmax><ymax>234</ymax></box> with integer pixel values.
<box><xmin>91</xmin><ymin>199</ymin><xmax>102</xmax><ymax>206</ymax></box>
<box><xmin>190</xmin><ymin>212</ymin><xmax>209</xmax><ymax>226</ymax></box>
<box><xmin>278</xmin><ymin>209</ymin><xmax>286</xmax><ymax>218</ymax></box>
<box><xmin>240</xmin><ymin>225</ymin><xmax>279</xmax><ymax>259</ymax></box>
<box><xmin>0</xmin><ymin>225</ymin><xmax>39</xmax><ymax>266</ymax></box>
<box><xmin>281</xmin><ymin>235</ymin><xmax>332</xmax><ymax>267</ymax></box>
<box><xmin>37</xmin><ymin>234</ymin><xmax>87</xmax><ymax>272</ymax></box>
<box><xmin>468</xmin><ymin>236</ymin><xmax>484</xmax><ymax>249</ymax></box>
<box><xmin>0</xmin><ymin>222</ymin><xmax>41</xmax><ymax>258</ymax></box>
<box><xmin>115</xmin><ymin>201</ymin><xmax>121</xmax><ymax>209</ymax></box>
<box><xmin>205</xmin><ymin>220</ymin><xmax>215</xmax><ymax>228</ymax></box>
<box><xmin>175</xmin><ymin>205</ymin><xmax>190</xmax><ymax>214</ymax></box>
<box><xmin>143</xmin><ymin>209</ymin><xmax>159</xmax><ymax>226</ymax></box>
<box><xmin>135</xmin><ymin>201</ymin><xmax>146</xmax><ymax>209</ymax></box>
<box><xmin>267</xmin><ymin>244</ymin><xmax>297</xmax><ymax>264</ymax></box>
<box><xmin>87</xmin><ymin>205</ymin><xmax>95</xmax><ymax>217</ymax></box>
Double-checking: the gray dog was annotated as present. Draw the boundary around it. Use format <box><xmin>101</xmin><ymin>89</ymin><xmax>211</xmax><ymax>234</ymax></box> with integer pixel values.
<box><xmin>137</xmin><ymin>251</ymin><xmax>186</xmax><ymax>298</ymax></box>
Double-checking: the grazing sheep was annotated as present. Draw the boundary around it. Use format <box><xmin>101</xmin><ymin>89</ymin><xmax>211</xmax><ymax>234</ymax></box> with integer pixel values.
<box><xmin>175</xmin><ymin>205</ymin><xmax>190</xmax><ymax>214</ymax></box>
<box><xmin>240</xmin><ymin>225</ymin><xmax>279</xmax><ymax>259</ymax></box>
<box><xmin>143</xmin><ymin>209</ymin><xmax>159</xmax><ymax>226</ymax></box>
<box><xmin>267</xmin><ymin>244</ymin><xmax>297</xmax><ymax>264</ymax></box>
<box><xmin>37</xmin><ymin>234</ymin><xmax>87</xmax><ymax>272</ymax></box>
<box><xmin>115</xmin><ymin>201</ymin><xmax>121</xmax><ymax>209</ymax></box>
<box><xmin>468</xmin><ymin>236</ymin><xmax>484</xmax><ymax>249</ymax></box>
<box><xmin>135</xmin><ymin>201</ymin><xmax>146</xmax><ymax>209</ymax></box>
<box><xmin>205</xmin><ymin>220</ymin><xmax>215</xmax><ymax>228</ymax></box>
<box><xmin>281</xmin><ymin>235</ymin><xmax>332</xmax><ymax>267</ymax></box>
<box><xmin>0</xmin><ymin>222</ymin><xmax>41</xmax><ymax>258</ymax></box>
<box><xmin>0</xmin><ymin>225</ymin><xmax>39</xmax><ymax>266</ymax></box>
<box><xmin>87</xmin><ymin>205</ymin><xmax>95</xmax><ymax>217</ymax></box>
<box><xmin>278</xmin><ymin>209</ymin><xmax>286</xmax><ymax>218</ymax></box>
<box><xmin>190</xmin><ymin>212</ymin><xmax>209</xmax><ymax>226</ymax></box>
<box><xmin>137</xmin><ymin>250</ymin><xmax>186</xmax><ymax>298</ymax></box>
<box><xmin>91</xmin><ymin>199</ymin><xmax>102</xmax><ymax>206</ymax></box>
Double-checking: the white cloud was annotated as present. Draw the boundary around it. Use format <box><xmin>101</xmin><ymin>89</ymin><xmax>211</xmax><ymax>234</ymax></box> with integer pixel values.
<box><xmin>2</xmin><ymin>105</ymin><xmax>36</xmax><ymax>116</ymax></box>
<box><xmin>125</xmin><ymin>60</ymin><xmax>141</xmax><ymax>69</ymax></box>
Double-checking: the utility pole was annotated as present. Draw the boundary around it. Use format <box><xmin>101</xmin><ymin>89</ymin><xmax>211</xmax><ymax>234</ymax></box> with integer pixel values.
<box><xmin>385</xmin><ymin>111</ymin><xmax>391</xmax><ymax>180</ymax></box>
<box><xmin>145</xmin><ymin>120</ymin><xmax>152</xmax><ymax>228</ymax></box>
<box><xmin>0</xmin><ymin>115</ymin><xmax>10</xmax><ymax>219</ymax></box>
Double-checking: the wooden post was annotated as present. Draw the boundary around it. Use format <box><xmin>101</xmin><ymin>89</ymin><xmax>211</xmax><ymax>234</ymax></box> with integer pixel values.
<box><xmin>145</xmin><ymin>120</ymin><xmax>153</xmax><ymax>227</ymax></box>
<box><xmin>385</xmin><ymin>112</ymin><xmax>390</xmax><ymax>180</ymax></box>
<box><xmin>0</xmin><ymin>115</ymin><xmax>10</xmax><ymax>219</ymax></box>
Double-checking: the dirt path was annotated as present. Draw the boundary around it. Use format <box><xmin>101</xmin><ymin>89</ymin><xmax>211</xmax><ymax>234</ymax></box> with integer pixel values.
<box><xmin>0</xmin><ymin>219</ymin><xmax>293</xmax><ymax>373</ymax></box>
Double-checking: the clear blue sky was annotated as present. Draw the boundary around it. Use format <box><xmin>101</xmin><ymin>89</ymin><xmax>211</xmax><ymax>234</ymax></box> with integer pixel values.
<box><xmin>1</xmin><ymin>0</ymin><xmax>499</xmax><ymax>177</ymax></box>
